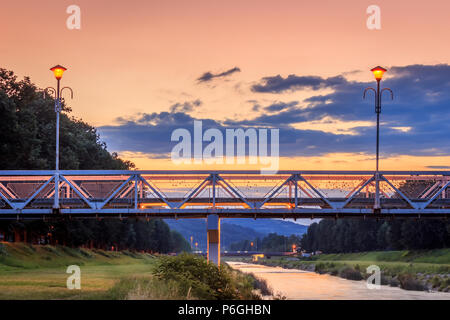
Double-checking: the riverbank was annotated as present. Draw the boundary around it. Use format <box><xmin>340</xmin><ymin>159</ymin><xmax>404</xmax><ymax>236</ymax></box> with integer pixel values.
<box><xmin>228</xmin><ymin>261</ymin><xmax>450</xmax><ymax>300</ymax></box>
<box><xmin>227</xmin><ymin>249</ymin><xmax>450</xmax><ymax>292</ymax></box>
<box><xmin>0</xmin><ymin>243</ymin><xmax>261</xmax><ymax>300</ymax></box>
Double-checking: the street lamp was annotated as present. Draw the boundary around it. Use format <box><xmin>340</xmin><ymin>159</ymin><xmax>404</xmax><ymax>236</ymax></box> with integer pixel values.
<box><xmin>44</xmin><ymin>65</ymin><xmax>73</xmax><ymax>210</ymax></box>
<box><xmin>363</xmin><ymin>66</ymin><xmax>393</xmax><ymax>210</ymax></box>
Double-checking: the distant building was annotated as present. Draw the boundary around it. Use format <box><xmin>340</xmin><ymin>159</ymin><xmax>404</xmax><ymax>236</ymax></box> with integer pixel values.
<box><xmin>301</xmin><ymin>252</ymin><xmax>311</xmax><ymax>258</ymax></box>
<box><xmin>252</xmin><ymin>254</ymin><xmax>265</xmax><ymax>262</ymax></box>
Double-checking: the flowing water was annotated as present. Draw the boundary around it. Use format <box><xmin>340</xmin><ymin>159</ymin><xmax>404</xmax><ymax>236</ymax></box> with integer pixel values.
<box><xmin>228</xmin><ymin>261</ymin><xmax>450</xmax><ymax>300</ymax></box>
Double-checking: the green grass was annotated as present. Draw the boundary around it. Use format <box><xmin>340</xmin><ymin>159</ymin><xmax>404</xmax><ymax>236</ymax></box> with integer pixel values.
<box><xmin>0</xmin><ymin>243</ymin><xmax>264</xmax><ymax>300</ymax></box>
<box><xmin>0</xmin><ymin>242</ymin><xmax>157</xmax><ymax>299</ymax></box>
<box><xmin>303</xmin><ymin>249</ymin><xmax>450</xmax><ymax>276</ymax></box>
<box><xmin>309</xmin><ymin>249</ymin><xmax>450</xmax><ymax>264</ymax></box>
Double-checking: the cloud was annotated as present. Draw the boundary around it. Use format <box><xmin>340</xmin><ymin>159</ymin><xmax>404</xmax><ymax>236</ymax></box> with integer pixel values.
<box><xmin>251</xmin><ymin>74</ymin><xmax>347</xmax><ymax>93</ymax></box>
<box><xmin>197</xmin><ymin>67</ymin><xmax>241</xmax><ymax>83</ymax></box>
<box><xmin>426</xmin><ymin>166</ymin><xmax>450</xmax><ymax>169</ymax></box>
<box><xmin>264</xmin><ymin>101</ymin><xmax>298</xmax><ymax>113</ymax></box>
<box><xmin>169</xmin><ymin>99</ymin><xmax>202</xmax><ymax>113</ymax></box>
<box><xmin>99</xmin><ymin>64</ymin><xmax>450</xmax><ymax>159</ymax></box>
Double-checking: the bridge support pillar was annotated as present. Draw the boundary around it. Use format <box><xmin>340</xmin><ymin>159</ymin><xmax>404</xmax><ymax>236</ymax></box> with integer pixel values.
<box><xmin>207</xmin><ymin>214</ymin><xmax>220</xmax><ymax>266</ymax></box>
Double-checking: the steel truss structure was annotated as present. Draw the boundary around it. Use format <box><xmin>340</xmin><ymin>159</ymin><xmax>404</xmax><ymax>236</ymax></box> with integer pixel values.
<box><xmin>0</xmin><ymin>170</ymin><xmax>449</xmax><ymax>220</ymax></box>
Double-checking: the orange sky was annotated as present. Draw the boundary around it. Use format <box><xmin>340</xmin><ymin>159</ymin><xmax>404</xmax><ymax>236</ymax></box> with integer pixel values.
<box><xmin>1</xmin><ymin>0</ymin><xmax>450</xmax><ymax>170</ymax></box>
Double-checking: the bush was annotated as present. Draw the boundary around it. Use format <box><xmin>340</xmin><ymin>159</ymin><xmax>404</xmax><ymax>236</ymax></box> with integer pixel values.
<box><xmin>380</xmin><ymin>274</ymin><xmax>390</xmax><ymax>286</ymax></box>
<box><xmin>0</xmin><ymin>244</ymin><xmax>7</xmax><ymax>256</ymax></box>
<box><xmin>389</xmin><ymin>277</ymin><xmax>400</xmax><ymax>287</ymax></box>
<box><xmin>247</xmin><ymin>273</ymin><xmax>273</xmax><ymax>296</ymax></box>
<box><xmin>155</xmin><ymin>254</ymin><xmax>245</xmax><ymax>300</ymax></box>
<box><xmin>398</xmin><ymin>274</ymin><xmax>425</xmax><ymax>291</ymax></box>
<box><xmin>339</xmin><ymin>267</ymin><xmax>363</xmax><ymax>281</ymax></box>
<box><xmin>315</xmin><ymin>263</ymin><xmax>327</xmax><ymax>274</ymax></box>
<box><xmin>329</xmin><ymin>268</ymin><xmax>339</xmax><ymax>276</ymax></box>
<box><xmin>438</xmin><ymin>278</ymin><xmax>450</xmax><ymax>292</ymax></box>
<box><xmin>430</xmin><ymin>276</ymin><xmax>441</xmax><ymax>288</ymax></box>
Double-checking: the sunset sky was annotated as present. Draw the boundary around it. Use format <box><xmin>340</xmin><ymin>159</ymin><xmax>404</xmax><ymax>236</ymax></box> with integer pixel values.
<box><xmin>2</xmin><ymin>0</ymin><xmax>450</xmax><ymax>170</ymax></box>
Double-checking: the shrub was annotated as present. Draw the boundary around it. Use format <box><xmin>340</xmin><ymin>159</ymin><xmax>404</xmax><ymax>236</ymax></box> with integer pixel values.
<box><xmin>398</xmin><ymin>274</ymin><xmax>425</xmax><ymax>291</ymax></box>
<box><xmin>339</xmin><ymin>267</ymin><xmax>363</xmax><ymax>281</ymax></box>
<box><xmin>430</xmin><ymin>276</ymin><xmax>441</xmax><ymax>288</ymax></box>
<box><xmin>389</xmin><ymin>277</ymin><xmax>400</xmax><ymax>287</ymax></box>
<box><xmin>380</xmin><ymin>275</ymin><xmax>390</xmax><ymax>286</ymax></box>
<box><xmin>438</xmin><ymin>278</ymin><xmax>450</xmax><ymax>292</ymax></box>
<box><xmin>154</xmin><ymin>253</ymin><xmax>242</xmax><ymax>300</ymax></box>
<box><xmin>315</xmin><ymin>263</ymin><xmax>327</xmax><ymax>274</ymax></box>
<box><xmin>0</xmin><ymin>244</ymin><xmax>7</xmax><ymax>256</ymax></box>
<box><xmin>247</xmin><ymin>272</ymin><xmax>273</xmax><ymax>296</ymax></box>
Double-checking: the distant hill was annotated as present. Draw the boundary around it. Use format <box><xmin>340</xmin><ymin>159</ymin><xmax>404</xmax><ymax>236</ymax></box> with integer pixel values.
<box><xmin>164</xmin><ymin>218</ymin><xmax>307</xmax><ymax>251</ymax></box>
<box><xmin>222</xmin><ymin>219</ymin><xmax>308</xmax><ymax>237</ymax></box>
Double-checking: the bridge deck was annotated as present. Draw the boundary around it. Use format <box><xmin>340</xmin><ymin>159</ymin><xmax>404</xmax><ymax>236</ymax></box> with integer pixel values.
<box><xmin>0</xmin><ymin>170</ymin><xmax>449</xmax><ymax>219</ymax></box>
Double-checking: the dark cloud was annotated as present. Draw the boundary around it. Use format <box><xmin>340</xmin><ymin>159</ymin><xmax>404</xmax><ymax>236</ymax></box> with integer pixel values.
<box><xmin>264</xmin><ymin>101</ymin><xmax>298</xmax><ymax>113</ymax></box>
<box><xmin>169</xmin><ymin>99</ymin><xmax>202</xmax><ymax>113</ymax></box>
<box><xmin>251</xmin><ymin>74</ymin><xmax>347</xmax><ymax>93</ymax></box>
<box><xmin>99</xmin><ymin>64</ymin><xmax>450</xmax><ymax>159</ymax></box>
<box><xmin>197</xmin><ymin>67</ymin><xmax>241</xmax><ymax>83</ymax></box>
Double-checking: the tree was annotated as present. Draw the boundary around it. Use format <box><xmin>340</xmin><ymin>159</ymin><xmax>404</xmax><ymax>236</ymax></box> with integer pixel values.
<box><xmin>0</xmin><ymin>67</ymin><xmax>189</xmax><ymax>253</ymax></box>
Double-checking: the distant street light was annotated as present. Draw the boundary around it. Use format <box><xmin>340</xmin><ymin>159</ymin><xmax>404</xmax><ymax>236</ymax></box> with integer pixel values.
<box><xmin>364</xmin><ymin>66</ymin><xmax>394</xmax><ymax>210</ymax></box>
<box><xmin>45</xmin><ymin>65</ymin><xmax>73</xmax><ymax>210</ymax></box>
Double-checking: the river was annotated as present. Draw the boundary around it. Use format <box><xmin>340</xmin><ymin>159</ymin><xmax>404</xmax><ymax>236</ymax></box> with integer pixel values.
<box><xmin>227</xmin><ymin>261</ymin><xmax>450</xmax><ymax>300</ymax></box>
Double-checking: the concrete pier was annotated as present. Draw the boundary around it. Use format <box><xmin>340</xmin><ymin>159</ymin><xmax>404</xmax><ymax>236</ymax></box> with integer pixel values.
<box><xmin>206</xmin><ymin>214</ymin><xmax>220</xmax><ymax>265</ymax></box>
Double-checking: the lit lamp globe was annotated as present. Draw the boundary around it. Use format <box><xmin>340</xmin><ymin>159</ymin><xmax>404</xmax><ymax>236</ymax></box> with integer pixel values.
<box><xmin>371</xmin><ymin>66</ymin><xmax>387</xmax><ymax>81</ymax></box>
<box><xmin>50</xmin><ymin>65</ymin><xmax>67</xmax><ymax>80</ymax></box>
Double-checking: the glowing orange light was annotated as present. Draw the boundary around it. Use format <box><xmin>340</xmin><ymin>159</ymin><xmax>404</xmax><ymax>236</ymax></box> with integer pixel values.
<box><xmin>250</xmin><ymin>242</ymin><xmax>254</xmax><ymax>246</ymax></box>
<box><xmin>50</xmin><ymin>65</ymin><xmax>67</xmax><ymax>80</ymax></box>
<box><xmin>371</xmin><ymin>66</ymin><xmax>387</xmax><ymax>81</ymax></box>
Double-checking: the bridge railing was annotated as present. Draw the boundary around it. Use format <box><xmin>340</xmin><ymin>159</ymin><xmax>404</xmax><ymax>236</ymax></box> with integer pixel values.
<box><xmin>0</xmin><ymin>170</ymin><xmax>449</xmax><ymax>218</ymax></box>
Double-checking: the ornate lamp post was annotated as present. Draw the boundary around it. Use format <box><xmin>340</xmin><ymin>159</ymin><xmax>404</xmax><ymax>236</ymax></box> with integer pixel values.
<box><xmin>364</xmin><ymin>66</ymin><xmax>393</xmax><ymax>210</ymax></box>
<box><xmin>45</xmin><ymin>65</ymin><xmax>73</xmax><ymax>210</ymax></box>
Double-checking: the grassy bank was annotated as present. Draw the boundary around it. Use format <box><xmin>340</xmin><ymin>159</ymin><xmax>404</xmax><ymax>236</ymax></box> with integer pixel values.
<box><xmin>248</xmin><ymin>249</ymin><xmax>450</xmax><ymax>292</ymax></box>
<box><xmin>0</xmin><ymin>243</ymin><xmax>265</xmax><ymax>300</ymax></box>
